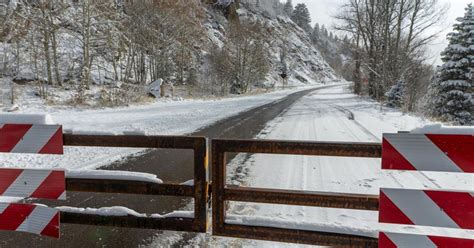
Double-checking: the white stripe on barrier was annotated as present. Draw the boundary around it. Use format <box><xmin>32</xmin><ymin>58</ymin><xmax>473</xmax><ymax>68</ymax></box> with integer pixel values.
<box><xmin>0</xmin><ymin>203</ymin><xmax>8</xmax><ymax>213</ymax></box>
<box><xmin>58</xmin><ymin>191</ymin><xmax>66</xmax><ymax>201</ymax></box>
<box><xmin>384</xmin><ymin>133</ymin><xmax>462</xmax><ymax>172</ymax></box>
<box><xmin>11</xmin><ymin>125</ymin><xmax>59</xmax><ymax>153</ymax></box>
<box><xmin>3</xmin><ymin>170</ymin><xmax>52</xmax><ymax>198</ymax></box>
<box><xmin>384</xmin><ymin>232</ymin><xmax>436</xmax><ymax>247</ymax></box>
<box><xmin>16</xmin><ymin>204</ymin><xmax>57</xmax><ymax>235</ymax></box>
<box><xmin>382</xmin><ymin>188</ymin><xmax>460</xmax><ymax>229</ymax></box>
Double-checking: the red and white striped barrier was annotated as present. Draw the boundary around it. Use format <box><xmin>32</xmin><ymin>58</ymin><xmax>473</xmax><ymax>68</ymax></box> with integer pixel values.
<box><xmin>379</xmin><ymin>188</ymin><xmax>474</xmax><ymax>229</ymax></box>
<box><xmin>379</xmin><ymin>232</ymin><xmax>474</xmax><ymax>248</ymax></box>
<box><xmin>382</xmin><ymin>133</ymin><xmax>473</xmax><ymax>173</ymax></box>
<box><xmin>0</xmin><ymin>203</ymin><xmax>60</xmax><ymax>238</ymax></box>
<box><xmin>0</xmin><ymin>168</ymin><xmax>66</xmax><ymax>200</ymax></box>
<box><xmin>0</xmin><ymin>124</ymin><xmax>63</xmax><ymax>154</ymax></box>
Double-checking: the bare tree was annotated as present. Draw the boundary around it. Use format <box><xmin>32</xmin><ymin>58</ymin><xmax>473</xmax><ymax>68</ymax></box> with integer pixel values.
<box><xmin>212</xmin><ymin>20</ymin><xmax>270</xmax><ymax>94</ymax></box>
<box><xmin>335</xmin><ymin>0</ymin><xmax>447</xmax><ymax>101</ymax></box>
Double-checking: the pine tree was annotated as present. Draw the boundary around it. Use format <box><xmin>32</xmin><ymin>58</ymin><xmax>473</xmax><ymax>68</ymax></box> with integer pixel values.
<box><xmin>283</xmin><ymin>0</ymin><xmax>293</xmax><ymax>17</ymax></box>
<box><xmin>310</xmin><ymin>23</ymin><xmax>319</xmax><ymax>43</ymax></box>
<box><xmin>291</xmin><ymin>3</ymin><xmax>311</xmax><ymax>33</ymax></box>
<box><xmin>385</xmin><ymin>79</ymin><xmax>406</xmax><ymax>108</ymax></box>
<box><xmin>427</xmin><ymin>3</ymin><xmax>473</xmax><ymax>125</ymax></box>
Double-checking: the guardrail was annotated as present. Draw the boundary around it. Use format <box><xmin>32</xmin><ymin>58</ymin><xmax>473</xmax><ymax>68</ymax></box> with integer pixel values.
<box><xmin>61</xmin><ymin>134</ymin><xmax>208</xmax><ymax>233</ymax></box>
<box><xmin>212</xmin><ymin>139</ymin><xmax>382</xmax><ymax>247</ymax></box>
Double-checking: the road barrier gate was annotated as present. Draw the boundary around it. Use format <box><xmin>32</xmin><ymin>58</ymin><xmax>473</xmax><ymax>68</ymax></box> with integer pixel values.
<box><xmin>1</xmin><ymin>123</ymin><xmax>472</xmax><ymax>247</ymax></box>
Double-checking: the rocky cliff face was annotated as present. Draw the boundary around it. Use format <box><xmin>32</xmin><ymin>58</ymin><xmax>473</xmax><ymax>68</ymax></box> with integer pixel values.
<box><xmin>205</xmin><ymin>0</ymin><xmax>337</xmax><ymax>87</ymax></box>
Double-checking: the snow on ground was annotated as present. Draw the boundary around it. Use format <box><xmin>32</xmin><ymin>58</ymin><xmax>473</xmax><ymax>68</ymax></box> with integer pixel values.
<box><xmin>0</xmin><ymin>113</ymin><xmax>55</xmax><ymax>124</ymax></box>
<box><xmin>0</xmin><ymin>85</ymin><xmax>321</xmax><ymax>171</ymax></box>
<box><xmin>57</xmin><ymin>206</ymin><xmax>193</xmax><ymax>219</ymax></box>
<box><xmin>66</xmin><ymin>170</ymin><xmax>163</xmax><ymax>184</ymax></box>
<box><xmin>152</xmin><ymin>84</ymin><xmax>473</xmax><ymax>247</ymax></box>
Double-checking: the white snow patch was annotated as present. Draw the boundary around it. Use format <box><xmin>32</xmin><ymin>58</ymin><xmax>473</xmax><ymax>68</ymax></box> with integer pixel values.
<box><xmin>0</xmin><ymin>113</ymin><xmax>55</xmax><ymax>125</ymax></box>
<box><xmin>180</xmin><ymin>180</ymin><xmax>194</xmax><ymax>186</ymax></box>
<box><xmin>152</xmin><ymin>211</ymin><xmax>194</xmax><ymax>219</ymax></box>
<box><xmin>57</xmin><ymin>206</ymin><xmax>194</xmax><ymax>219</ymax></box>
<box><xmin>57</xmin><ymin>206</ymin><xmax>146</xmax><ymax>217</ymax></box>
<box><xmin>66</xmin><ymin>170</ymin><xmax>163</xmax><ymax>184</ymax></box>
<box><xmin>412</xmin><ymin>124</ymin><xmax>474</xmax><ymax>135</ymax></box>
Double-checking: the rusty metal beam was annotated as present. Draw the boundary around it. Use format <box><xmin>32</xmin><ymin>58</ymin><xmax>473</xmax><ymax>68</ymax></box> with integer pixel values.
<box><xmin>224</xmin><ymin>187</ymin><xmax>379</xmax><ymax>211</ymax></box>
<box><xmin>212</xmin><ymin>139</ymin><xmax>382</xmax><ymax>158</ymax></box>
<box><xmin>63</xmin><ymin>134</ymin><xmax>206</xmax><ymax>150</ymax></box>
<box><xmin>192</xmin><ymin>137</ymin><xmax>209</xmax><ymax>232</ymax></box>
<box><xmin>212</xmin><ymin>138</ymin><xmax>383</xmax><ymax>245</ymax></box>
<box><xmin>61</xmin><ymin>212</ymin><xmax>197</xmax><ymax>232</ymax></box>
<box><xmin>212</xmin><ymin>141</ymin><xmax>227</xmax><ymax>235</ymax></box>
<box><xmin>217</xmin><ymin>224</ymin><xmax>378</xmax><ymax>247</ymax></box>
<box><xmin>61</xmin><ymin>134</ymin><xmax>209</xmax><ymax>233</ymax></box>
<box><xmin>66</xmin><ymin>178</ymin><xmax>194</xmax><ymax>197</ymax></box>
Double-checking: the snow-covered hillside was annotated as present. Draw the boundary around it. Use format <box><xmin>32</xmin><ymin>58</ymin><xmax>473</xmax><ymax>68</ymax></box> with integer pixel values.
<box><xmin>0</xmin><ymin>0</ymin><xmax>336</xmax><ymax>110</ymax></box>
<box><xmin>207</xmin><ymin>0</ymin><xmax>336</xmax><ymax>86</ymax></box>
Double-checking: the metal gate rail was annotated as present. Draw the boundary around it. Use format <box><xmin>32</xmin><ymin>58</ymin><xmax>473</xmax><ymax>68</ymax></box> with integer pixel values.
<box><xmin>60</xmin><ymin>134</ymin><xmax>208</xmax><ymax>233</ymax></box>
<box><xmin>212</xmin><ymin>139</ymin><xmax>381</xmax><ymax>247</ymax></box>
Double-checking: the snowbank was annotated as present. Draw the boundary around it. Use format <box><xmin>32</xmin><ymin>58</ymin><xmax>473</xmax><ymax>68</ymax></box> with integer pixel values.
<box><xmin>57</xmin><ymin>206</ymin><xmax>193</xmax><ymax>219</ymax></box>
<box><xmin>180</xmin><ymin>180</ymin><xmax>194</xmax><ymax>186</ymax></box>
<box><xmin>57</xmin><ymin>206</ymin><xmax>146</xmax><ymax>217</ymax></box>
<box><xmin>66</xmin><ymin>170</ymin><xmax>163</xmax><ymax>184</ymax></box>
<box><xmin>0</xmin><ymin>113</ymin><xmax>55</xmax><ymax>124</ymax></box>
<box><xmin>412</xmin><ymin>124</ymin><xmax>474</xmax><ymax>135</ymax></box>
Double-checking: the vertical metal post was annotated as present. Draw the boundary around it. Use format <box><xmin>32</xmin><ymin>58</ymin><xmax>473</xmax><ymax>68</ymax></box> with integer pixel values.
<box><xmin>212</xmin><ymin>140</ymin><xmax>227</xmax><ymax>235</ymax></box>
<box><xmin>193</xmin><ymin>137</ymin><xmax>208</xmax><ymax>232</ymax></box>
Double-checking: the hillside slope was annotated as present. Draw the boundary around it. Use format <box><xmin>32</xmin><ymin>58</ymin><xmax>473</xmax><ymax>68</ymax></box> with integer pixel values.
<box><xmin>0</xmin><ymin>0</ymin><xmax>336</xmax><ymax>109</ymax></box>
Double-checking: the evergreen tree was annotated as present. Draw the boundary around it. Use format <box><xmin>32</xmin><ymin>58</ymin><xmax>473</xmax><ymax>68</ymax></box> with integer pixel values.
<box><xmin>385</xmin><ymin>79</ymin><xmax>406</xmax><ymax>108</ymax></box>
<box><xmin>283</xmin><ymin>0</ymin><xmax>293</xmax><ymax>17</ymax></box>
<box><xmin>291</xmin><ymin>3</ymin><xmax>311</xmax><ymax>33</ymax></box>
<box><xmin>321</xmin><ymin>24</ymin><xmax>328</xmax><ymax>37</ymax></box>
<box><xmin>427</xmin><ymin>3</ymin><xmax>473</xmax><ymax>125</ymax></box>
<box><xmin>310</xmin><ymin>23</ymin><xmax>319</xmax><ymax>43</ymax></box>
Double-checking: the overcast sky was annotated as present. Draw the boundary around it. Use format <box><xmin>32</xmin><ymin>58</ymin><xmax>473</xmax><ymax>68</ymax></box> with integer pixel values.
<box><xmin>292</xmin><ymin>0</ymin><xmax>473</xmax><ymax>65</ymax></box>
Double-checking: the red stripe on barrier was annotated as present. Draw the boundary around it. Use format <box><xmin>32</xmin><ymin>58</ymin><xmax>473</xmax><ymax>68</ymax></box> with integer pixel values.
<box><xmin>39</xmin><ymin>126</ymin><xmax>63</xmax><ymax>155</ymax></box>
<box><xmin>382</xmin><ymin>137</ymin><xmax>416</xmax><ymax>171</ymax></box>
<box><xmin>0</xmin><ymin>124</ymin><xmax>32</xmax><ymax>152</ymax></box>
<box><xmin>429</xmin><ymin>235</ymin><xmax>474</xmax><ymax>247</ymax></box>
<box><xmin>424</xmin><ymin>190</ymin><xmax>474</xmax><ymax>229</ymax></box>
<box><xmin>30</xmin><ymin>171</ymin><xmax>66</xmax><ymax>200</ymax></box>
<box><xmin>426</xmin><ymin>134</ymin><xmax>474</xmax><ymax>173</ymax></box>
<box><xmin>379</xmin><ymin>191</ymin><xmax>414</xmax><ymax>225</ymax></box>
<box><xmin>378</xmin><ymin>233</ymin><xmax>397</xmax><ymax>248</ymax></box>
<box><xmin>0</xmin><ymin>204</ymin><xmax>35</xmax><ymax>231</ymax></box>
<box><xmin>40</xmin><ymin>212</ymin><xmax>60</xmax><ymax>239</ymax></box>
<box><xmin>379</xmin><ymin>232</ymin><xmax>474</xmax><ymax>248</ymax></box>
<box><xmin>0</xmin><ymin>169</ymin><xmax>66</xmax><ymax>200</ymax></box>
<box><xmin>0</xmin><ymin>169</ymin><xmax>22</xmax><ymax>195</ymax></box>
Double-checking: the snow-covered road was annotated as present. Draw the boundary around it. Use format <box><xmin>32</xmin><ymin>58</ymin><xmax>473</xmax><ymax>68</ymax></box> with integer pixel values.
<box><xmin>200</xmin><ymin>85</ymin><xmax>474</xmax><ymax>247</ymax></box>
<box><xmin>0</xmin><ymin>86</ymin><xmax>317</xmax><ymax>170</ymax></box>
